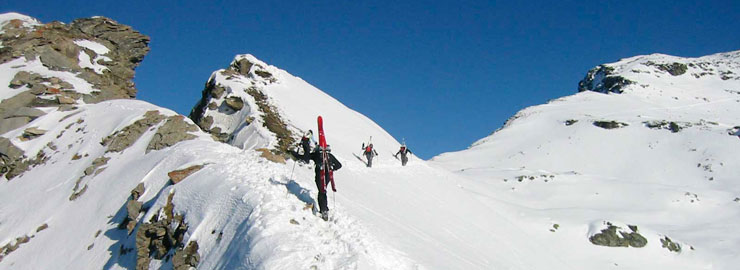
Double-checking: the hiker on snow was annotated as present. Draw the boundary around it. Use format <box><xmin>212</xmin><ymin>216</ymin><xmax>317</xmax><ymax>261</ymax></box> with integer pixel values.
<box><xmin>309</xmin><ymin>145</ymin><xmax>341</xmax><ymax>220</ymax></box>
<box><xmin>299</xmin><ymin>130</ymin><xmax>316</xmax><ymax>161</ymax></box>
<box><xmin>289</xmin><ymin>130</ymin><xmax>316</xmax><ymax>163</ymax></box>
<box><xmin>394</xmin><ymin>144</ymin><xmax>413</xmax><ymax>166</ymax></box>
<box><xmin>361</xmin><ymin>143</ymin><xmax>379</xmax><ymax>167</ymax></box>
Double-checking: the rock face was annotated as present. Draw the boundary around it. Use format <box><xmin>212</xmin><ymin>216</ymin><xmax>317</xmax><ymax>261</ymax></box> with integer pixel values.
<box><xmin>0</xmin><ymin>15</ymin><xmax>150</xmax><ymax>100</ymax></box>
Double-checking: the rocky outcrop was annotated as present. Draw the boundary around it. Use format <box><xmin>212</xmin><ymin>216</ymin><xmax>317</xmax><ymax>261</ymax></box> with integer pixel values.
<box><xmin>122</xmin><ymin>183</ymin><xmax>146</xmax><ymax>234</ymax></box>
<box><xmin>590</xmin><ymin>223</ymin><xmax>647</xmax><ymax>248</ymax></box>
<box><xmin>0</xmin><ymin>137</ymin><xmax>51</xmax><ymax>180</ymax></box>
<box><xmin>578</xmin><ymin>65</ymin><xmax>635</xmax><ymax>94</ymax></box>
<box><xmin>650</xmin><ymin>62</ymin><xmax>688</xmax><ymax>76</ymax></box>
<box><xmin>1</xmin><ymin>15</ymin><xmax>150</xmax><ymax>100</ymax></box>
<box><xmin>146</xmin><ymin>115</ymin><xmax>199</xmax><ymax>153</ymax></box>
<box><xmin>593</xmin><ymin>120</ymin><xmax>629</xmax><ymax>129</ymax></box>
<box><xmin>660</xmin><ymin>236</ymin><xmax>681</xmax><ymax>253</ymax></box>
<box><xmin>643</xmin><ymin>120</ymin><xmax>690</xmax><ymax>133</ymax></box>
<box><xmin>134</xmin><ymin>192</ymin><xmax>197</xmax><ymax>270</ymax></box>
<box><xmin>102</xmin><ymin>111</ymin><xmax>166</xmax><ymax>153</ymax></box>
<box><xmin>168</xmin><ymin>165</ymin><xmax>204</xmax><ymax>184</ymax></box>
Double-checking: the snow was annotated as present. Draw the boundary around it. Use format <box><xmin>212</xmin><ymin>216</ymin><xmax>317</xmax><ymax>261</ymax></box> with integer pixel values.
<box><xmin>73</xmin><ymin>40</ymin><xmax>112</xmax><ymax>75</ymax></box>
<box><xmin>73</xmin><ymin>40</ymin><xmax>111</xmax><ymax>55</ymax></box>
<box><xmin>1</xmin><ymin>49</ymin><xmax>739</xmax><ymax>270</ymax></box>
<box><xmin>0</xmin><ymin>57</ymin><xmax>99</xmax><ymax>99</ymax></box>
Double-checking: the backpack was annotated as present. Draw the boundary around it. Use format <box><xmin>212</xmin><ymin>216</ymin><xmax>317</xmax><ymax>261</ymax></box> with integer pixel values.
<box><xmin>365</xmin><ymin>146</ymin><xmax>372</xmax><ymax>153</ymax></box>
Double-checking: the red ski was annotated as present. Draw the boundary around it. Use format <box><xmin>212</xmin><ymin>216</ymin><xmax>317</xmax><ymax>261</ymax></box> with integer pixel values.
<box><xmin>317</xmin><ymin>116</ymin><xmax>336</xmax><ymax>192</ymax></box>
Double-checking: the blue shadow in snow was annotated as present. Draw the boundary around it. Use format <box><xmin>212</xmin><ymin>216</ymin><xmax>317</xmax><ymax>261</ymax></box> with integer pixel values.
<box><xmin>270</xmin><ymin>178</ymin><xmax>317</xmax><ymax>214</ymax></box>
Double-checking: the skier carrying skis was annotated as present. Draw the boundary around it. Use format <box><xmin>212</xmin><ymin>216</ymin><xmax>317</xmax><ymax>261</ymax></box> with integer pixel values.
<box><xmin>394</xmin><ymin>144</ymin><xmax>413</xmax><ymax>166</ymax></box>
<box><xmin>309</xmin><ymin>145</ymin><xmax>341</xmax><ymax>220</ymax></box>
<box><xmin>361</xmin><ymin>143</ymin><xmax>379</xmax><ymax>167</ymax></box>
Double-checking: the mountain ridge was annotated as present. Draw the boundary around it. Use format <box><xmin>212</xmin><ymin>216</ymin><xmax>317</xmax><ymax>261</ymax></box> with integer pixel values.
<box><xmin>1</xmin><ymin>12</ymin><xmax>739</xmax><ymax>270</ymax></box>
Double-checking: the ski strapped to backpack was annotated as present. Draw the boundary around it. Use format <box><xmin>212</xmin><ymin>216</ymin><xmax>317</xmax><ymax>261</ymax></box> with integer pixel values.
<box><xmin>317</xmin><ymin>116</ymin><xmax>336</xmax><ymax>192</ymax></box>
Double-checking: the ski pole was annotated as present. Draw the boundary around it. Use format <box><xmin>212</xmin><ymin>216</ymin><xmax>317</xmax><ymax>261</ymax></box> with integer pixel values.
<box><xmin>289</xmin><ymin>160</ymin><xmax>296</xmax><ymax>180</ymax></box>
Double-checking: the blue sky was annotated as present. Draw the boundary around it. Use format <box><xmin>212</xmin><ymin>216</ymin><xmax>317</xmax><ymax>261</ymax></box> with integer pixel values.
<box><xmin>4</xmin><ymin>1</ymin><xmax>739</xmax><ymax>159</ymax></box>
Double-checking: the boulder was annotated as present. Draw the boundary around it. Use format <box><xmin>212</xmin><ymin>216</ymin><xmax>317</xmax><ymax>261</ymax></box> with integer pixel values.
<box><xmin>168</xmin><ymin>165</ymin><xmax>204</xmax><ymax>184</ymax></box>
<box><xmin>22</xmin><ymin>127</ymin><xmax>46</xmax><ymax>140</ymax></box>
<box><xmin>57</xmin><ymin>95</ymin><xmax>76</xmax><ymax>104</ymax></box>
<box><xmin>224</xmin><ymin>96</ymin><xmax>244</xmax><ymax>111</ymax></box>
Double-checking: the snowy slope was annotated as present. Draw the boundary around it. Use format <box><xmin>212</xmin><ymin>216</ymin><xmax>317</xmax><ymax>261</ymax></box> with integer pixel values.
<box><xmin>4</xmin><ymin>12</ymin><xmax>740</xmax><ymax>270</ymax></box>
<box><xmin>0</xmin><ymin>13</ymin><xmax>415</xmax><ymax>270</ymax></box>
<box><xmin>432</xmin><ymin>51</ymin><xmax>740</xmax><ymax>269</ymax></box>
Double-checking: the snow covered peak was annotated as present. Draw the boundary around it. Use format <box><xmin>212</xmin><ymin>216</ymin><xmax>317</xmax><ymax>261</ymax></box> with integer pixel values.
<box><xmin>190</xmin><ymin>53</ymin><xmax>403</xmax><ymax>164</ymax></box>
<box><xmin>578</xmin><ymin>50</ymin><xmax>740</xmax><ymax>96</ymax></box>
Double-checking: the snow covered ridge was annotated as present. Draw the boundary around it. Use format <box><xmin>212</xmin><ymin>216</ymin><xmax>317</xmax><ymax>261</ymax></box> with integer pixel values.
<box><xmin>579</xmin><ymin>50</ymin><xmax>740</xmax><ymax>94</ymax></box>
<box><xmin>189</xmin><ymin>53</ymin><xmax>404</xmax><ymax>161</ymax></box>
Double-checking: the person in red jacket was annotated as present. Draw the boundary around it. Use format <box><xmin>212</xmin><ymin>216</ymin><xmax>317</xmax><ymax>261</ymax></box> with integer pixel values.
<box><xmin>361</xmin><ymin>143</ymin><xmax>378</xmax><ymax>167</ymax></box>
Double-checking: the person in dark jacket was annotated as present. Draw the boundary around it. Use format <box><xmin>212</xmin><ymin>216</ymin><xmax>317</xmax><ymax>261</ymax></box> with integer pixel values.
<box><xmin>299</xmin><ymin>130</ymin><xmax>316</xmax><ymax>162</ymax></box>
<box><xmin>361</xmin><ymin>143</ymin><xmax>378</xmax><ymax>167</ymax></box>
<box><xmin>394</xmin><ymin>144</ymin><xmax>413</xmax><ymax>166</ymax></box>
<box><xmin>308</xmin><ymin>145</ymin><xmax>341</xmax><ymax>220</ymax></box>
<box><xmin>289</xmin><ymin>130</ymin><xmax>316</xmax><ymax>163</ymax></box>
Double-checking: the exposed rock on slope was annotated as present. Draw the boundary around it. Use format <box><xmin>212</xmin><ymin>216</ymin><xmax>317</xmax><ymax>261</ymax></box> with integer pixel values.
<box><xmin>189</xmin><ymin>54</ymin><xmax>296</xmax><ymax>155</ymax></box>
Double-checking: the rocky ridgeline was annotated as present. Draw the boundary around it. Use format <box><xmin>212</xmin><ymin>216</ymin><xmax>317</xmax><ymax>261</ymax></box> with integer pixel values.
<box><xmin>0</xmin><ymin>14</ymin><xmax>151</xmax><ymax>179</ymax></box>
<box><xmin>189</xmin><ymin>55</ymin><xmax>296</xmax><ymax>156</ymax></box>
<box><xmin>1</xmin><ymin>13</ymin><xmax>203</xmax><ymax>269</ymax></box>
<box><xmin>0</xmin><ymin>14</ymin><xmax>150</xmax><ymax>100</ymax></box>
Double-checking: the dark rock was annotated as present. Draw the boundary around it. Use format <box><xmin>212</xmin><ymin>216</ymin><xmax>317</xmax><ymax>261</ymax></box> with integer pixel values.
<box><xmin>231</xmin><ymin>58</ymin><xmax>254</xmax><ymax>75</ymax></box>
<box><xmin>655</xmin><ymin>62</ymin><xmax>688</xmax><ymax>76</ymax></box>
<box><xmin>578</xmin><ymin>65</ymin><xmax>635</xmax><ymax>94</ymax></box>
<box><xmin>660</xmin><ymin>236</ymin><xmax>682</xmax><ymax>252</ymax></box>
<box><xmin>255</xmin><ymin>70</ymin><xmax>272</xmax><ymax>79</ymax></box>
<box><xmin>644</xmin><ymin>120</ymin><xmax>690</xmax><ymax>133</ymax></box>
<box><xmin>565</xmin><ymin>119</ymin><xmax>578</xmax><ymax>126</ymax></box>
<box><xmin>146</xmin><ymin>115</ymin><xmax>198</xmax><ymax>153</ymax></box>
<box><xmin>593</xmin><ymin>120</ymin><xmax>628</xmax><ymax>129</ymax></box>
<box><xmin>36</xmin><ymin>223</ymin><xmax>48</xmax><ymax>232</ymax></box>
<box><xmin>590</xmin><ymin>222</ymin><xmax>647</xmax><ymax>248</ymax></box>
<box><xmin>168</xmin><ymin>165</ymin><xmax>204</xmax><ymax>184</ymax></box>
